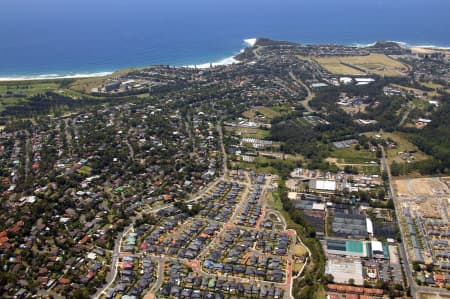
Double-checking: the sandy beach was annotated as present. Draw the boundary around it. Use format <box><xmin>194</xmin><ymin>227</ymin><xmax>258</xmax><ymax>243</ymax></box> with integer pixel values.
<box><xmin>411</xmin><ymin>46</ymin><xmax>450</xmax><ymax>55</ymax></box>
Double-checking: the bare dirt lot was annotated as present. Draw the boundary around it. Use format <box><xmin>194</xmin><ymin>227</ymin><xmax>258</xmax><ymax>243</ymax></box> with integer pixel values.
<box><xmin>394</xmin><ymin>177</ymin><xmax>449</xmax><ymax>198</ymax></box>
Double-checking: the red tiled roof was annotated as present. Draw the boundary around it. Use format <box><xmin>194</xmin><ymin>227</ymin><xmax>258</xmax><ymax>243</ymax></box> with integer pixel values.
<box><xmin>79</xmin><ymin>235</ymin><xmax>90</xmax><ymax>244</ymax></box>
<box><xmin>59</xmin><ymin>277</ymin><xmax>70</xmax><ymax>285</ymax></box>
<box><xmin>0</xmin><ymin>236</ymin><xmax>9</xmax><ymax>244</ymax></box>
<box><xmin>327</xmin><ymin>284</ymin><xmax>338</xmax><ymax>291</ymax></box>
<box><xmin>364</xmin><ymin>288</ymin><xmax>383</xmax><ymax>295</ymax></box>
<box><xmin>8</xmin><ymin>226</ymin><xmax>21</xmax><ymax>233</ymax></box>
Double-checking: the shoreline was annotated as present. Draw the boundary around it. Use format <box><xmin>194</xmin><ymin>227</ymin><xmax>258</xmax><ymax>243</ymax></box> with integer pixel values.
<box><xmin>0</xmin><ymin>38</ymin><xmax>448</xmax><ymax>82</ymax></box>
<box><xmin>0</xmin><ymin>71</ymin><xmax>114</xmax><ymax>82</ymax></box>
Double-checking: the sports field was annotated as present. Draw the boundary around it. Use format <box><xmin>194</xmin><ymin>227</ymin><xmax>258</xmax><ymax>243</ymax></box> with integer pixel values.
<box><xmin>314</xmin><ymin>54</ymin><xmax>408</xmax><ymax>77</ymax></box>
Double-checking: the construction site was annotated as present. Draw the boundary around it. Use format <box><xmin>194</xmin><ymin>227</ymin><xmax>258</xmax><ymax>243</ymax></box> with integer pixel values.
<box><xmin>394</xmin><ymin>177</ymin><xmax>450</xmax><ymax>283</ymax></box>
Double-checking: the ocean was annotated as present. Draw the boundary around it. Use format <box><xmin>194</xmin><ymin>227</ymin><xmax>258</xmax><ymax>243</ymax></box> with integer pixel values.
<box><xmin>0</xmin><ymin>0</ymin><xmax>449</xmax><ymax>79</ymax></box>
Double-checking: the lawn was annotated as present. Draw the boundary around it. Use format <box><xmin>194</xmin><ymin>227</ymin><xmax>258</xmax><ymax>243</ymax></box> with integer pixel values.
<box><xmin>283</xmin><ymin>153</ymin><xmax>305</xmax><ymax>162</ymax></box>
<box><xmin>314</xmin><ymin>285</ymin><xmax>326</xmax><ymax>299</ymax></box>
<box><xmin>0</xmin><ymin>81</ymin><xmax>60</xmax><ymax>94</ymax></box>
<box><xmin>233</xmin><ymin>161</ymin><xmax>279</xmax><ymax>175</ymax></box>
<box><xmin>314</xmin><ymin>54</ymin><xmax>408</xmax><ymax>77</ymax></box>
<box><xmin>312</xmin><ymin>57</ymin><xmax>363</xmax><ymax>75</ymax></box>
<box><xmin>293</xmin><ymin>261</ymin><xmax>305</xmax><ymax>273</ymax></box>
<box><xmin>411</xmin><ymin>98</ymin><xmax>431</xmax><ymax>111</ymax></box>
<box><xmin>0</xmin><ymin>97</ymin><xmax>28</xmax><ymax>112</ymax></box>
<box><xmin>266</xmin><ymin>190</ymin><xmax>284</xmax><ymax>211</ymax></box>
<box><xmin>77</xmin><ymin>165</ymin><xmax>92</xmax><ymax>176</ymax></box>
<box><xmin>294</xmin><ymin>244</ymin><xmax>308</xmax><ymax>256</ymax></box>
<box><xmin>420</xmin><ymin>81</ymin><xmax>445</xmax><ymax>90</ymax></box>
<box><xmin>330</xmin><ymin>146</ymin><xmax>378</xmax><ymax>164</ymax></box>
<box><xmin>0</xmin><ymin>81</ymin><xmax>62</xmax><ymax>112</ymax></box>
<box><xmin>233</xmin><ymin>127</ymin><xmax>271</xmax><ymax>139</ymax></box>
<box><xmin>68</xmin><ymin>76</ymin><xmax>109</xmax><ymax>94</ymax></box>
<box><xmin>0</xmin><ymin>80</ymin><xmax>102</xmax><ymax>113</ymax></box>
<box><xmin>356</xmin><ymin>165</ymin><xmax>381</xmax><ymax>175</ymax></box>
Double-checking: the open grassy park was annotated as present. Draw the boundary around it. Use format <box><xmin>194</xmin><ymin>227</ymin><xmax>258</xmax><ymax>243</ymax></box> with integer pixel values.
<box><xmin>329</xmin><ymin>145</ymin><xmax>377</xmax><ymax>164</ymax></box>
<box><xmin>314</xmin><ymin>53</ymin><xmax>408</xmax><ymax>77</ymax></box>
<box><xmin>312</xmin><ymin>58</ymin><xmax>364</xmax><ymax>76</ymax></box>
<box><xmin>225</xmin><ymin>126</ymin><xmax>271</xmax><ymax>139</ymax></box>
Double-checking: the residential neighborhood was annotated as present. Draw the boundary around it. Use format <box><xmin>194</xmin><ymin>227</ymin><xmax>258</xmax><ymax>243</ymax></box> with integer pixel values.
<box><xmin>0</xmin><ymin>38</ymin><xmax>449</xmax><ymax>299</ymax></box>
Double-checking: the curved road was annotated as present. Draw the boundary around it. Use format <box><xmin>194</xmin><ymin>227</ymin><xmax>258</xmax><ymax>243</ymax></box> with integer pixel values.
<box><xmin>288</xmin><ymin>71</ymin><xmax>315</xmax><ymax>113</ymax></box>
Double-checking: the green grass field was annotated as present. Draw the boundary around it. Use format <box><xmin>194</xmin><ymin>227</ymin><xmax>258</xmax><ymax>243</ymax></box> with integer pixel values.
<box><xmin>314</xmin><ymin>54</ymin><xmax>408</xmax><ymax>77</ymax></box>
<box><xmin>330</xmin><ymin>146</ymin><xmax>378</xmax><ymax>164</ymax></box>
<box><xmin>0</xmin><ymin>81</ymin><xmax>60</xmax><ymax>93</ymax></box>
<box><xmin>0</xmin><ymin>97</ymin><xmax>28</xmax><ymax>112</ymax></box>
<box><xmin>232</xmin><ymin>127</ymin><xmax>271</xmax><ymax>139</ymax></box>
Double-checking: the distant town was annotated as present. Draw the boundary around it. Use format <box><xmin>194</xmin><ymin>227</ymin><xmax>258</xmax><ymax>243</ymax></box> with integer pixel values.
<box><xmin>0</xmin><ymin>38</ymin><xmax>449</xmax><ymax>299</ymax></box>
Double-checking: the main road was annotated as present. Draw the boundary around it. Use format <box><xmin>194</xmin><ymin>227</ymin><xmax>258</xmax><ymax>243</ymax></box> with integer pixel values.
<box><xmin>380</xmin><ymin>146</ymin><xmax>417</xmax><ymax>297</ymax></box>
<box><xmin>288</xmin><ymin>71</ymin><xmax>315</xmax><ymax>113</ymax></box>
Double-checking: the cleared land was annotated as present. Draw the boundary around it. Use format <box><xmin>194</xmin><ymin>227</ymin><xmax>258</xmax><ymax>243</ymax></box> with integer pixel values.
<box><xmin>394</xmin><ymin>177</ymin><xmax>443</xmax><ymax>198</ymax></box>
<box><xmin>314</xmin><ymin>54</ymin><xmax>408</xmax><ymax>77</ymax></box>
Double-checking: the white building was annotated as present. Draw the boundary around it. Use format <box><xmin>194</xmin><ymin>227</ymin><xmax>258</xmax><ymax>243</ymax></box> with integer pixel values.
<box><xmin>339</xmin><ymin>77</ymin><xmax>353</xmax><ymax>85</ymax></box>
<box><xmin>309</xmin><ymin>179</ymin><xmax>336</xmax><ymax>191</ymax></box>
<box><xmin>371</xmin><ymin>240</ymin><xmax>384</xmax><ymax>258</ymax></box>
<box><xmin>366</xmin><ymin>218</ymin><xmax>374</xmax><ymax>235</ymax></box>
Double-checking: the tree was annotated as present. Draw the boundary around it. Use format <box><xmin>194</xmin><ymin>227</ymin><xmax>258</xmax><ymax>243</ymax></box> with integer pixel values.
<box><xmin>378</xmin><ymin>189</ymin><xmax>386</xmax><ymax>200</ymax></box>
<box><xmin>391</xmin><ymin>161</ymin><xmax>400</xmax><ymax>176</ymax></box>
<box><xmin>323</xmin><ymin>273</ymin><xmax>334</xmax><ymax>283</ymax></box>
<box><xmin>412</xmin><ymin>261</ymin><xmax>421</xmax><ymax>271</ymax></box>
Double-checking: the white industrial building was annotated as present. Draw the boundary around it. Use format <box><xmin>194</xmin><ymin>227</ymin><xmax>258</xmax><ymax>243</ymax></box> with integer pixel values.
<box><xmin>371</xmin><ymin>240</ymin><xmax>384</xmax><ymax>259</ymax></box>
<box><xmin>366</xmin><ymin>218</ymin><xmax>374</xmax><ymax>235</ymax></box>
<box><xmin>309</xmin><ymin>179</ymin><xmax>336</xmax><ymax>191</ymax></box>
